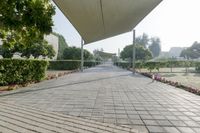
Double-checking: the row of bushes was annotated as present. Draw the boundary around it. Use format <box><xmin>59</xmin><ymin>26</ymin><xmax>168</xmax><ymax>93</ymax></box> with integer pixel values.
<box><xmin>0</xmin><ymin>59</ymin><xmax>48</xmax><ymax>86</ymax></box>
<box><xmin>141</xmin><ymin>72</ymin><xmax>200</xmax><ymax>95</ymax></box>
<box><xmin>0</xmin><ymin>59</ymin><xmax>102</xmax><ymax>86</ymax></box>
<box><xmin>48</xmin><ymin>60</ymin><xmax>101</xmax><ymax>70</ymax></box>
<box><xmin>114</xmin><ymin>61</ymin><xmax>200</xmax><ymax>72</ymax></box>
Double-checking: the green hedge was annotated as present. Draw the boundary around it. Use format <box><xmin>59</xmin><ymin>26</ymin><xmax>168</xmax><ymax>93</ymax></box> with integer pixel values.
<box><xmin>0</xmin><ymin>59</ymin><xmax>48</xmax><ymax>86</ymax></box>
<box><xmin>115</xmin><ymin>61</ymin><xmax>200</xmax><ymax>72</ymax></box>
<box><xmin>48</xmin><ymin>60</ymin><xmax>101</xmax><ymax>70</ymax></box>
<box><xmin>48</xmin><ymin>60</ymin><xmax>81</xmax><ymax>70</ymax></box>
<box><xmin>114</xmin><ymin>62</ymin><xmax>131</xmax><ymax>69</ymax></box>
<box><xmin>84</xmin><ymin>61</ymin><xmax>101</xmax><ymax>68</ymax></box>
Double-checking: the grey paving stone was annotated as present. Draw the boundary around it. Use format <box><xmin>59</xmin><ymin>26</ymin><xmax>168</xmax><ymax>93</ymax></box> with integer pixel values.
<box><xmin>2</xmin><ymin>63</ymin><xmax>200</xmax><ymax>132</ymax></box>
<box><xmin>193</xmin><ymin>128</ymin><xmax>200</xmax><ymax>133</ymax></box>
<box><xmin>191</xmin><ymin>117</ymin><xmax>200</xmax><ymax>122</ymax></box>
<box><xmin>140</xmin><ymin>114</ymin><xmax>153</xmax><ymax>120</ymax></box>
<box><xmin>128</xmin><ymin>114</ymin><xmax>141</xmax><ymax>119</ymax></box>
<box><xmin>163</xmin><ymin>127</ymin><xmax>181</xmax><ymax>133</ymax></box>
<box><xmin>116</xmin><ymin>119</ymin><xmax>130</xmax><ymax>125</ymax></box>
<box><xmin>130</xmin><ymin>119</ymin><xmax>144</xmax><ymax>125</ymax></box>
<box><xmin>177</xmin><ymin>127</ymin><xmax>195</xmax><ymax>133</ymax></box>
<box><xmin>152</xmin><ymin>115</ymin><xmax>166</xmax><ymax>120</ymax></box>
<box><xmin>184</xmin><ymin>121</ymin><xmax>200</xmax><ymax>127</ymax></box>
<box><xmin>147</xmin><ymin>126</ymin><xmax>166</xmax><ymax>133</ymax></box>
<box><xmin>165</xmin><ymin>115</ymin><xmax>179</xmax><ymax>120</ymax></box>
<box><xmin>177</xmin><ymin>116</ymin><xmax>192</xmax><ymax>121</ymax></box>
<box><xmin>143</xmin><ymin>120</ymin><xmax>159</xmax><ymax>126</ymax></box>
<box><xmin>157</xmin><ymin>120</ymin><xmax>173</xmax><ymax>126</ymax></box>
<box><xmin>170</xmin><ymin>120</ymin><xmax>187</xmax><ymax>127</ymax></box>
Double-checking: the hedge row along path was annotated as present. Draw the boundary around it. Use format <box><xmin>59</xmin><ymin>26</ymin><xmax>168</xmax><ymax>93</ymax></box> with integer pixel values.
<box><xmin>1</xmin><ymin>62</ymin><xmax>200</xmax><ymax>133</ymax></box>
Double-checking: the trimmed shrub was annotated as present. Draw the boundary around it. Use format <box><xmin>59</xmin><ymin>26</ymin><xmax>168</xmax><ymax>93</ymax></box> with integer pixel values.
<box><xmin>114</xmin><ymin>62</ymin><xmax>131</xmax><ymax>69</ymax></box>
<box><xmin>0</xmin><ymin>59</ymin><xmax>48</xmax><ymax>86</ymax></box>
<box><xmin>48</xmin><ymin>60</ymin><xmax>101</xmax><ymax>70</ymax></box>
<box><xmin>84</xmin><ymin>61</ymin><xmax>101</xmax><ymax>68</ymax></box>
<box><xmin>115</xmin><ymin>61</ymin><xmax>200</xmax><ymax>72</ymax></box>
<box><xmin>48</xmin><ymin>60</ymin><xmax>81</xmax><ymax>70</ymax></box>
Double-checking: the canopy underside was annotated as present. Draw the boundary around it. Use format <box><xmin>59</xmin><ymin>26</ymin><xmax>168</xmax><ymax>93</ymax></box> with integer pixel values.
<box><xmin>53</xmin><ymin>0</ymin><xmax>162</xmax><ymax>44</ymax></box>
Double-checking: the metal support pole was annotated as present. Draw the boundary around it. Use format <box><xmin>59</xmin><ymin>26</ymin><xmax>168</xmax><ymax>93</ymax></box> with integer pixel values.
<box><xmin>81</xmin><ymin>38</ymin><xmax>84</xmax><ymax>72</ymax></box>
<box><xmin>132</xmin><ymin>30</ymin><xmax>136</xmax><ymax>74</ymax></box>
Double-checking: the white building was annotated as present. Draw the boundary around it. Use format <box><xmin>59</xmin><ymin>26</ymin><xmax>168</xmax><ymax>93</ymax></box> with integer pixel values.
<box><xmin>44</xmin><ymin>34</ymin><xmax>59</xmax><ymax>60</ymax></box>
<box><xmin>168</xmin><ymin>47</ymin><xmax>187</xmax><ymax>58</ymax></box>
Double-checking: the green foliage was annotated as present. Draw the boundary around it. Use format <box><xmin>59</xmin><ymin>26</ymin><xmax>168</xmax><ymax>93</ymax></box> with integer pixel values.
<box><xmin>48</xmin><ymin>60</ymin><xmax>101</xmax><ymax>70</ymax></box>
<box><xmin>0</xmin><ymin>59</ymin><xmax>48</xmax><ymax>86</ymax></box>
<box><xmin>0</xmin><ymin>0</ymin><xmax>55</xmax><ymax>33</ymax></box>
<box><xmin>0</xmin><ymin>45</ymin><xmax>2</xmax><ymax>55</ymax></box>
<box><xmin>52</xmin><ymin>33</ymin><xmax>68</xmax><ymax>60</ymax></box>
<box><xmin>180</xmin><ymin>42</ymin><xmax>200</xmax><ymax>59</ymax></box>
<box><xmin>84</xmin><ymin>61</ymin><xmax>101</xmax><ymax>68</ymax></box>
<box><xmin>135</xmin><ymin>33</ymin><xmax>149</xmax><ymax>48</ymax></box>
<box><xmin>48</xmin><ymin>60</ymin><xmax>81</xmax><ymax>70</ymax></box>
<box><xmin>0</xmin><ymin>0</ymin><xmax>55</xmax><ymax>58</ymax></box>
<box><xmin>63</xmin><ymin>47</ymin><xmax>94</xmax><ymax>60</ymax></box>
<box><xmin>114</xmin><ymin>62</ymin><xmax>131</xmax><ymax>69</ymax></box>
<box><xmin>120</xmin><ymin>45</ymin><xmax>152</xmax><ymax>61</ymax></box>
<box><xmin>148</xmin><ymin>37</ymin><xmax>161</xmax><ymax>57</ymax></box>
<box><xmin>115</xmin><ymin>61</ymin><xmax>199</xmax><ymax>72</ymax></box>
<box><xmin>21</xmin><ymin>41</ymin><xmax>56</xmax><ymax>59</ymax></box>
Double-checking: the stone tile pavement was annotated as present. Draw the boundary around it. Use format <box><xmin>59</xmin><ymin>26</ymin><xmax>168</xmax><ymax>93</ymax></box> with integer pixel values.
<box><xmin>1</xmin><ymin>62</ymin><xmax>200</xmax><ymax>133</ymax></box>
<box><xmin>0</xmin><ymin>101</ymin><xmax>137</xmax><ymax>133</ymax></box>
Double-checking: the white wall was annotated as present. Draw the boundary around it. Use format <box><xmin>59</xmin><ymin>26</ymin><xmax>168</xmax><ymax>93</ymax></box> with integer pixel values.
<box><xmin>44</xmin><ymin>34</ymin><xmax>59</xmax><ymax>60</ymax></box>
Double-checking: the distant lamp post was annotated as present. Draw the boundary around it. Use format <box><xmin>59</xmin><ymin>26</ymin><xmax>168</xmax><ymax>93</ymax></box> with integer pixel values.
<box><xmin>132</xmin><ymin>30</ymin><xmax>136</xmax><ymax>74</ymax></box>
<box><xmin>81</xmin><ymin>38</ymin><xmax>84</xmax><ymax>72</ymax></box>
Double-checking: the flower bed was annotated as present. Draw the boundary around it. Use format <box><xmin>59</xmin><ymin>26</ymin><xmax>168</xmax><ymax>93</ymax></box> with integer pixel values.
<box><xmin>140</xmin><ymin>72</ymin><xmax>200</xmax><ymax>95</ymax></box>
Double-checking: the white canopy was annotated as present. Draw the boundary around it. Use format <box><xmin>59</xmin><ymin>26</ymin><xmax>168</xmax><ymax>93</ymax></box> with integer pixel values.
<box><xmin>53</xmin><ymin>0</ymin><xmax>162</xmax><ymax>44</ymax></box>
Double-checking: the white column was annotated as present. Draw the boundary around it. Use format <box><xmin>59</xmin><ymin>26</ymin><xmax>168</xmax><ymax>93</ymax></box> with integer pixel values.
<box><xmin>132</xmin><ymin>30</ymin><xmax>136</xmax><ymax>74</ymax></box>
<box><xmin>81</xmin><ymin>38</ymin><xmax>84</xmax><ymax>72</ymax></box>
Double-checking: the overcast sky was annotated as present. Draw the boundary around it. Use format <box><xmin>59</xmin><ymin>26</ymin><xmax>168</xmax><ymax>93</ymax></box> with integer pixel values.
<box><xmin>53</xmin><ymin>0</ymin><xmax>200</xmax><ymax>53</ymax></box>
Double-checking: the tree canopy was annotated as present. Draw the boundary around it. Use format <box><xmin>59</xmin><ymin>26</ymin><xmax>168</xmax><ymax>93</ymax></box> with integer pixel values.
<box><xmin>0</xmin><ymin>0</ymin><xmax>55</xmax><ymax>33</ymax></box>
<box><xmin>52</xmin><ymin>33</ymin><xmax>68</xmax><ymax>60</ymax></box>
<box><xmin>120</xmin><ymin>45</ymin><xmax>152</xmax><ymax>61</ymax></box>
<box><xmin>135</xmin><ymin>33</ymin><xmax>149</xmax><ymax>48</ymax></box>
<box><xmin>63</xmin><ymin>47</ymin><xmax>94</xmax><ymax>60</ymax></box>
<box><xmin>0</xmin><ymin>0</ymin><xmax>55</xmax><ymax>58</ymax></box>
<box><xmin>148</xmin><ymin>37</ymin><xmax>161</xmax><ymax>57</ymax></box>
<box><xmin>180</xmin><ymin>42</ymin><xmax>200</xmax><ymax>59</ymax></box>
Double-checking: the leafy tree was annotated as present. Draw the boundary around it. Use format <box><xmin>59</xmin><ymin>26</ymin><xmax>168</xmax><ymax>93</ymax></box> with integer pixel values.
<box><xmin>135</xmin><ymin>33</ymin><xmax>149</xmax><ymax>48</ymax></box>
<box><xmin>21</xmin><ymin>41</ymin><xmax>55</xmax><ymax>59</ymax></box>
<box><xmin>180</xmin><ymin>42</ymin><xmax>200</xmax><ymax>59</ymax></box>
<box><xmin>149</xmin><ymin>37</ymin><xmax>161</xmax><ymax>57</ymax></box>
<box><xmin>0</xmin><ymin>0</ymin><xmax>55</xmax><ymax>58</ymax></box>
<box><xmin>52</xmin><ymin>33</ymin><xmax>68</xmax><ymax>60</ymax></box>
<box><xmin>120</xmin><ymin>45</ymin><xmax>152</xmax><ymax>61</ymax></box>
<box><xmin>63</xmin><ymin>47</ymin><xmax>94</xmax><ymax>60</ymax></box>
<box><xmin>45</xmin><ymin>45</ymin><xmax>56</xmax><ymax>59</ymax></box>
<box><xmin>0</xmin><ymin>0</ymin><xmax>55</xmax><ymax>33</ymax></box>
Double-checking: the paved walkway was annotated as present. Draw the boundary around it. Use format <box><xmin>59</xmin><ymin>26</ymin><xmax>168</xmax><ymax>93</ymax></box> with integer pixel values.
<box><xmin>0</xmin><ymin>102</ymin><xmax>137</xmax><ymax>133</ymax></box>
<box><xmin>1</xmin><ymin>62</ymin><xmax>200</xmax><ymax>133</ymax></box>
